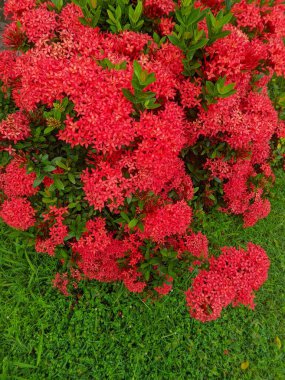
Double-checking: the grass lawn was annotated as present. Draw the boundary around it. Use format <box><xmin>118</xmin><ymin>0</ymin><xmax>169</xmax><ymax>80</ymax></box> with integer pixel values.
<box><xmin>1</xmin><ymin>171</ymin><xmax>285</xmax><ymax>380</ymax></box>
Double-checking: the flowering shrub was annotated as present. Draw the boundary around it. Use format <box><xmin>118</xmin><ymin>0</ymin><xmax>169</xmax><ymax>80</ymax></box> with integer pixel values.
<box><xmin>0</xmin><ymin>0</ymin><xmax>285</xmax><ymax>322</ymax></box>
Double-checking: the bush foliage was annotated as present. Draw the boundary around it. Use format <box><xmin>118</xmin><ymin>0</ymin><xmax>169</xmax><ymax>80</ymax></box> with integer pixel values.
<box><xmin>0</xmin><ymin>0</ymin><xmax>285</xmax><ymax>321</ymax></box>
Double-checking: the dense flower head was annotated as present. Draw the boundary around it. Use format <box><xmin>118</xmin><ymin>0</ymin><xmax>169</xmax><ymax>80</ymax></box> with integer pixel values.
<box><xmin>185</xmin><ymin>270</ymin><xmax>235</xmax><ymax>322</ymax></box>
<box><xmin>143</xmin><ymin>201</ymin><xmax>192</xmax><ymax>242</ymax></box>
<box><xmin>232</xmin><ymin>0</ymin><xmax>264</xmax><ymax>32</ymax></box>
<box><xmin>57</xmin><ymin>61</ymin><xmax>134</xmax><ymax>151</ymax></box>
<box><xmin>185</xmin><ymin>243</ymin><xmax>270</xmax><ymax>321</ymax></box>
<box><xmin>159</xmin><ymin>17</ymin><xmax>175</xmax><ymax>35</ymax></box>
<box><xmin>0</xmin><ymin>111</ymin><xmax>31</xmax><ymax>143</ymax></box>
<box><xmin>197</xmin><ymin>91</ymin><xmax>278</xmax><ymax>161</ymax></box>
<box><xmin>267</xmin><ymin>37</ymin><xmax>285</xmax><ymax>78</ymax></box>
<box><xmin>262</xmin><ymin>3</ymin><xmax>285</xmax><ymax>38</ymax></box>
<box><xmin>72</xmin><ymin>218</ymin><xmax>126</xmax><ymax>282</ymax></box>
<box><xmin>178</xmin><ymin>79</ymin><xmax>201</xmax><ymax>109</ymax></box>
<box><xmin>81</xmin><ymin>156</ymin><xmax>134</xmax><ymax>211</ymax></box>
<box><xmin>204</xmin><ymin>25</ymin><xmax>255</xmax><ymax>84</ymax></box>
<box><xmin>211</xmin><ymin>243</ymin><xmax>270</xmax><ymax>307</ymax></box>
<box><xmin>143</xmin><ymin>43</ymin><xmax>184</xmax><ymax>101</ymax></box>
<box><xmin>0</xmin><ymin>197</ymin><xmax>36</xmax><ymax>230</ymax></box>
<box><xmin>0</xmin><ymin>158</ymin><xmax>37</xmax><ymax>198</ymax></box>
<box><xmin>184</xmin><ymin>232</ymin><xmax>209</xmax><ymax>258</ymax></box>
<box><xmin>3</xmin><ymin>0</ymin><xmax>36</xmax><ymax>19</ymax></box>
<box><xmin>20</xmin><ymin>4</ymin><xmax>59</xmax><ymax>44</ymax></box>
<box><xmin>143</xmin><ymin>0</ymin><xmax>176</xmax><ymax>17</ymax></box>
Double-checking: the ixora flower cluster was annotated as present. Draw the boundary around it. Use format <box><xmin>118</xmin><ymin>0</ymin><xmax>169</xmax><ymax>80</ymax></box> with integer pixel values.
<box><xmin>0</xmin><ymin>0</ymin><xmax>284</xmax><ymax>322</ymax></box>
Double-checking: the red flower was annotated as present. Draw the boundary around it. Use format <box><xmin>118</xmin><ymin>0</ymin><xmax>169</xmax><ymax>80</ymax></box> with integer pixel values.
<box><xmin>143</xmin><ymin>201</ymin><xmax>192</xmax><ymax>243</ymax></box>
<box><xmin>0</xmin><ymin>159</ymin><xmax>37</xmax><ymax>198</ymax></box>
<box><xmin>0</xmin><ymin>197</ymin><xmax>35</xmax><ymax>230</ymax></box>
<box><xmin>185</xmin><ymin>244</ymin><xmax>269</xmax><ymax>322</ymax></box>
<box><xmin>0</xmin><ymin>111</ymin><xmax>30</xmax><ymax>143</ymax></box>
<box><xmin>53</xmin><ymin>272</ymin><xmax>69</xmax><ymax>296</ymax></box>
<box><xmin>35</xmin><ymin>207</ymin><xmax>68</xmax><ymax>256</ymax></box>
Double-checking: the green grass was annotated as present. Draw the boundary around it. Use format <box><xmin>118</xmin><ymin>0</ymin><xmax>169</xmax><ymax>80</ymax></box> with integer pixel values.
<box><xmin>1</xmin><ymin>172</ymin><xmax>285</xmax><ymax>380</ymax></box>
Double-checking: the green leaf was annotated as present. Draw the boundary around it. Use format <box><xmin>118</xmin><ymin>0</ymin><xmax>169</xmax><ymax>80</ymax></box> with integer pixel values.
<box><xmin>225</xmin><ymin>0</ymin><xmax>232</xmax><ymax>11</ymax></box>
<box><xmin>42</xmin><ymin>197</ymin><xmax>57</xmax><ymax>203</ymax></box>
<box><xmin>107</xmin><ymin>10</ymin><xmax>116</xmax><ymax>23</ymax></box>
<box><xmin>120</xmin><ymin>212</ymin><xmax>130</xmax><ymax>222</ymax></box>
<box><xmin>138</xmin><ymin>200</ymin><xmax>144</xmax><ymax>210</ymax></box>
<box><xmin>55</xmin><ymin>161</ymin><xmax>68</xmax><ymax>170</ymax></box>
<box><xmin>133</xmin><ymin>0</ymin><xmax>142</xmax><ymax>23</ymax></box>
<box><xmin>91</xmin><ymin>7</ymin><xmax>102</xmax><ymax>27</ymax></box>
<box><xmin>137</xmin><ymin>221</ymin><xmax>144</xmax><ymax>232</ymax></box>
<box><xmin>145</xmin><ymin>101</ymin><xmax>161</xmax><ymax>110</ymax></box>
<box><xmin>51</xmin><ymin>0</ymin><xmax>63</xmax><ymax>11</ymax></box>
<box><xmin>68</xmin><ymin>173</ymin><xmax>76</xmax><ymax>184</ymax></box>
<box><xmin>133</xmin><ymin>60</ymin><xmax>142</xmax><ymax>78</ymax></box>
<box><xmin>54</xmin><ymin>109</ymin><xmax>61</xmax><ymax>121</ymax></box>
<box><xmin>44</xmin><ymin>126</ymin><xmax>55</xmax><ymax>135</ymax></box>
<box><xmin>206</xmin><ymin>81</ymin><xmax>215</xmax><ymax>94</ymax></box>
<box><xmin>143</xmin><ymin>72</ymin><xmax>156</xmax><ymax>87</ymax></box>
<box><xmin>54</xmin><ymin>177</ymin><xmax>65</xmax><ymax>190</ymax></box>
<box><xmin>43</xmin><ymin>165</ymin><xmax>57</xmax><ymax>172</ymax></box>
<box><xmin>145</xmin><ymin>270</ymin><xmax>150</xmax><ymax>281</ymax></box>
<box><xmin>33</xmin><ymin>176</ymin><xmax>44</xmax><ymax>187</ymax></box>
<box><xmin>122</xmin><ymin>88</ymin><xmax>135</xmax><ymax>102</ymax></box>
<box><xmin>217</xmin><ymin>79</ymin><xmax>235</xmax><ymax>95</ymax></box>
<box><xmin>188</xmin><ymin>38</ymin><xmax>208</xmax><ymax>54</ymax></box>
<box><xmin>115</xmin><ymin>5</ymin><xmax>122</xmax><ymax>20</ymax></box>
<box><xmin>88</xmin><ymin>0</ymin><xmax>97</xmax><ymax>8</ymax></box>
<box><xmin>51</xmin><ymin>156</ymin><xmax>64</xmax><ymax>165</ymax></box>
<box><xmin>168</xmin><ymin>35</ymin><xmax>184</xmax><ymax>49</ymax></box>
<box><xmin>128</xmin><ymin>219</ymin><xmax>138</xmax><ymax>229</ymax></box>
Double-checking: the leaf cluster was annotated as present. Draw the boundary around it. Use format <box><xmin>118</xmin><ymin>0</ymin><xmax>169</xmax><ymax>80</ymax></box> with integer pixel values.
<box><xmin>122</xmin><ymin>61</ymin><xmax>161</xmax><ymax>113</ymax></box>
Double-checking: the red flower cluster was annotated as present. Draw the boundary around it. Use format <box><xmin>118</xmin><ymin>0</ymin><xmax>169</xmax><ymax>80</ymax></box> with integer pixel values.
<box><xmin>35</xmin><ymin>207</ymin><xmax>68</xmax><ymax>256</ymax></box>
<box><xmin>72</xmin><ymin>218</ymin><xmax>146</xmax><ymax>292</ymax></box>
<box><xmin>143</xmin><ymin>201</ymin><xmax>192</xmax><ymax>243</ymax></box>
<box><xmin>0</xmin><ymin>197</ymin><xmax>35</xmax><ymax>230</ymax></box>
<box><xmin>0</xmin><ymin>158</ymin><xmax>37</xmax><ymax>198</ymax></box>
<box><xmin>185</xmin><ymin>243</ymin><xmax>270</xmax><ymax>322</ymax></box>
<box><xmin>143</xmin><ymin>0</ymin><xmax>176</xmax><ymax>18</ymax></box>
<box><xmin>0</xmin><ymin>111</ymin><xmax>30</xmax><ymax>143</ymax></box>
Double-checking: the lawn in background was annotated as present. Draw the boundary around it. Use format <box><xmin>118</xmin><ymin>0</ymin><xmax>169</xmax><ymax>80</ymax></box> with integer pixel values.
<box><xmin>1</xmin><ymin>171</ymin><xmax>285</xmax><ymax>380</ymax></box>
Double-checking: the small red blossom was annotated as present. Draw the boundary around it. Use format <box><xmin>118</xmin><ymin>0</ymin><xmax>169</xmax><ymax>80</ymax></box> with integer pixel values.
<box><xmin>0</xmin><ymin>111</ymin><xmax>31</xmax><ymax>143</ymax></box>
<box><xmin>143</xmin><ymin>201</ymin><xmax>192</xmax><ymax>242</ymax></box>
<box><xmin>53</xmin><ymin>272</ymin><xmax>70</xmax><ymax>296</ymax></box>
<box><xmin>154</xmin><ymin>276</ymin><xmax>173</xmax><ymax>295</ymax></box>
<box><xmin>0</xmin><ymin>197</ymin><xmax>36</xmax><ymax>230</ymax></box>
<box><xmin>159</xmin><ymin>17</ymin><xmax>175</xmax><ymax>35</ymax></box>
<box><xmin>20</xmin><ymin>4</ymin><xmax>59</xmax><ymax>44</ymax></box>
<box><xmin>143</xmin><ymin>0</ymin><xmax>176</xmax><ymax>17</ymax></box>
<box><xmin>35</xmin><ymin>207</ymin><xmax>68</xmax><ymax>256</ymax></box>
<box><xmin>0</xmin><ymin>159</ymin><xmax>37</xmax><ymax>198</ymax></box>
<box><xmin>184</xmin><ymin>232</ymin><xmax>208</xmax><ymax>258</ymax></box>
